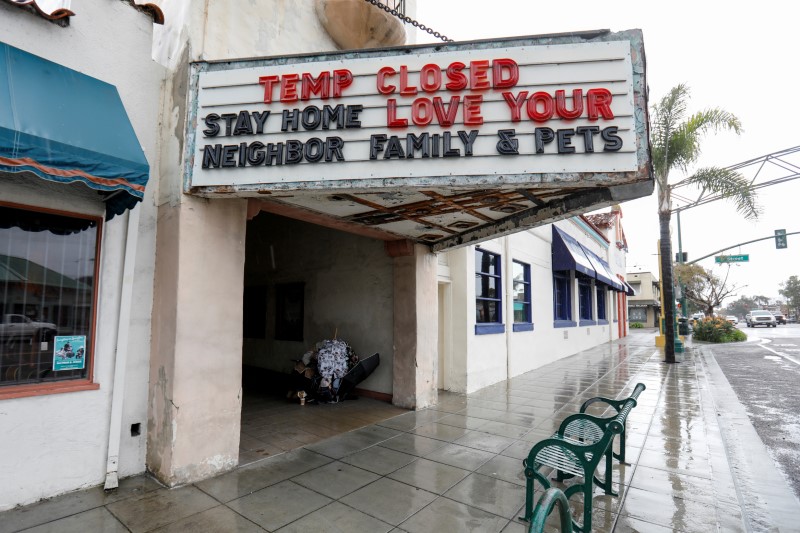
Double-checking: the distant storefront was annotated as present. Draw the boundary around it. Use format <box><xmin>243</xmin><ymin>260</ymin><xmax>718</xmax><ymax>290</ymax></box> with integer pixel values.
<box><xmin>626</xmin><ymin>272</ymin><xmax>661</xmax><ymax>327</ymax></box>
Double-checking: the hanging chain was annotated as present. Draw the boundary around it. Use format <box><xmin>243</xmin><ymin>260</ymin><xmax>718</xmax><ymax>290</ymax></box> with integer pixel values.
<box><xmin>362</xmin><ymin>0</ymin><xmax>453</xmax><ymax>42</ymax></box>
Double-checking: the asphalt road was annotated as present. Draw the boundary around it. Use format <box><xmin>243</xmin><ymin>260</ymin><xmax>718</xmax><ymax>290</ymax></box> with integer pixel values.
<box><xmin>704</xmin><ymin>323</ymin><xmax>800</xmax><ymax>501</ymax></box>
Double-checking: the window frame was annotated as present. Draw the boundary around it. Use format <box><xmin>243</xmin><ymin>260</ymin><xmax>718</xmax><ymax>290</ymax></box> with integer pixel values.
<box><xmin>629</xmin><ymin>307</ymin><xmax>647</xmax><ymax>323</ymax></box>
<box><xmin>475</xmin><ymin>248</ymin><xmax>504</xmax><ymax>335</ymax></box>
<box><xmin>553</xmin><ymin>271</ymin><xmax>575</xmax><ymax>327</ymax></box>
<box><xmin>596</xmin><ymin>285</ymin><xmax>608</xmax><ymax>324</ymax></box>
<box><xmin>0</xmin><ymin>201</ymin><xmax>102</xmax><ymax>400</ymax></box>
<box><xmin>578</xmin><ymin>276</ymin><xmax>595</xmax><ymax>325</ymax></box>
<box><xmin>512</xmin><ymin>260</ymin><xmax>533</xmax><ymax>332</ymax></box>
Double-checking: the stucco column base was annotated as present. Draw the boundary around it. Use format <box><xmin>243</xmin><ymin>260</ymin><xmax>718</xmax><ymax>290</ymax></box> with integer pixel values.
<box><xmin>147</xmin><ymin>197</ymin><xmax>247</xmax><ymax>486</ymax></box>
<box><xmin>392</xmin><ymin>244</ymin><xmax>438</xmax><ymax>410</ymax></box>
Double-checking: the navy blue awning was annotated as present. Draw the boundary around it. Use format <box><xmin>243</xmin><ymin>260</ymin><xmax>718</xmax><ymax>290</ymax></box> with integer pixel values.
<box><xmin>583</xmin><ymin>248</ymin><xmax>625</xmax><ymax>292</ymax></box>
<box><xmin>553</xmin><ymin>226</ymin><xmax>627</xmax><ymax>292</ymax></box>
<box><xmin>552</xmin><ymin>226</ymin><xmax>596</xmax><ymax>277</ymax></box>
<box><xmin>0</xmin><ymin>42</ymin><xmax>149</xmax><ymax>219</ymax></box>
<box><xmin>623</xmin><ymin>280</ymin><xmax>636</xmax><ymax>296</ymax></box>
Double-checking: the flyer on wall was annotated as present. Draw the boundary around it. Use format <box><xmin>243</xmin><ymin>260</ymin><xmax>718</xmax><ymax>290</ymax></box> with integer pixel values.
<box><xmin>53</xmin><ymin>335</ymin><xmax>87</xmax><ymax>371</ymax></box>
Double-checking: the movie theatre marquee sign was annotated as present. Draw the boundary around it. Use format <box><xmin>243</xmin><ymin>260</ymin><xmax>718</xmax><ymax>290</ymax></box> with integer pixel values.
<box><xmin>186</xmin><ymin>31</ymin><xmax>648</xmax><ymax>190</ymax></box>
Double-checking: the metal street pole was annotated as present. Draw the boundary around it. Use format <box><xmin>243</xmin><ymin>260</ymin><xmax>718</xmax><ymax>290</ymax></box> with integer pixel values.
<box><xmin>676</xmin><ymin>211</ymin><xmax>688</xmax><ymax>318</ymax></box>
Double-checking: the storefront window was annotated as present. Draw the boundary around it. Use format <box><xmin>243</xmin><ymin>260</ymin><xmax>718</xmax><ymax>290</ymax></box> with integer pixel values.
<box><xmin>512</xmin><ymin>260</ymin><xmax>532</xmax><ymax>331</ymax></box>
<box><xmin>578</xmin><ymin>277</ymin><xmax>593</xmax><ymax>323</ymax></box>
<box><xmin>629</xmin><ymin>307</ymin><xmax>647</xmax><ymax>322</ymax></box>
<box><xmin>475</xmin><ymin>248</ymin><xmax>502</xmax><ymax>333</ymax></box>
<box><xmin>553</xmin><ymin>272</ymin><xmax>571</xmax><ymax>323</ymax></box>
<box><xmin>475</xmin><ymin>248</ymin><xmax>501</xmax><ymax>323</ymax></box>
<box><xmin>597</xmin><ymin>286</ymin><xmax>607</xmax><ymax>321</ymax></box>
<box><xmin>0</xmin><ymin>204</ymin><xmax>100</xmax><ymax>389</ymax></box>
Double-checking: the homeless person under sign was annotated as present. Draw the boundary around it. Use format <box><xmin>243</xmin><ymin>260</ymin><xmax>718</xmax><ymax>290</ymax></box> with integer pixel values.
<box><xmin>290</xmin><ymin>338</ymin><xmax>380</xmax><ymax>404</ymax></box>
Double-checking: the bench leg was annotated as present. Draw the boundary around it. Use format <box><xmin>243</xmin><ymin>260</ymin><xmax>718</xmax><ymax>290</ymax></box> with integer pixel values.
<box><xmin>582</xmin><ymin>480</ymin><xmax>593</xmax><ymax>533</ymax></box>
<box><xmin>562</xmin><ymin>482</ymin><xmax>591</xmax><ymax>533</ymax></box>
<box><xmin>613</xmin><ymin>430</ymin><xmax>629</xmax><ymax>464</ymax></box>
<box><xmin>520</xmin><ymin>467</ymin><xmax>551</xmax><ymax>522</ymax></box>
<box><xmin>592</xmin><ymin>447</ymin><xmax>618</xmax><ymax>496</ymax></box>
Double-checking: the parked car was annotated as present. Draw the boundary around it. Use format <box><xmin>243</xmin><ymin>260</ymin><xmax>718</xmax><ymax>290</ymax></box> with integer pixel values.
<box><xmin>0</xmin><ymin>314</ymin><xmax>58</xmax><ymax>342</ymax></box>
<box><xmin>773</xmin><ymin>313</ymin><xmax>787</xmax><ymax>325</ymax></box>
<box><xmin>746</xmin><ymin>310</ymin><xmax>776</xmax><ymax>328</ymax></box>
<box><xmin>726</xmin><ymin>315</ymin><xmax>738</xmax><ymax>325</ymax></box>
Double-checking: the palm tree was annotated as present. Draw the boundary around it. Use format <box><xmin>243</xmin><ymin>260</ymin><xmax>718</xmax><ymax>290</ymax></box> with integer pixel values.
<box><xmin>651</xmin><ymin>84</ymin><xmax>760</xmax><ymax>363</ymax></box>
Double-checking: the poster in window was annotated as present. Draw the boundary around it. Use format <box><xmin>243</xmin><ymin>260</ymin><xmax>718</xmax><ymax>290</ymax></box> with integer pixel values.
<box><xmin>275</xmin><ymin>282</ymin><xmax>304</xmax><ymax>341</ymax></box>
<box><xmin>53</xmin><ymin>335</ymin><xmax>87</xmax><ymax>371</ymax></box>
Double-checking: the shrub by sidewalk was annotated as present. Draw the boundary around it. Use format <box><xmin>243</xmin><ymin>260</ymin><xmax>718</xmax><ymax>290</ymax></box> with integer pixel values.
<box><xmin>693</xmin><ymin>316</ymin><xmax>747</xmax><ymax>343</ymax></box>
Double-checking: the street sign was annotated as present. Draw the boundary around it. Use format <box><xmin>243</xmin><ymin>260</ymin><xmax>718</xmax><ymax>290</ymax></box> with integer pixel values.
<box><xmin>715</xmin><ymin>254</ymin><xmax>749</xmax><ymax>263</ymax></box>
<box><xmin>775</xmin><ymin>229</ymin><xmax>788</xmax><ymax>249</ymax></box>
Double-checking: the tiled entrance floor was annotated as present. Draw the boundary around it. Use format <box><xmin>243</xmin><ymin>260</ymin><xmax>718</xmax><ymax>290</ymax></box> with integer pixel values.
<box><xmin>239</xmin><ymin>390</ymin><xmax>408</xmax><ymax>465</ymax></box>
<box><xmin>4</xmin><ymin>331</ymin><xmax>799</xmax><ymax>532</ymax></box>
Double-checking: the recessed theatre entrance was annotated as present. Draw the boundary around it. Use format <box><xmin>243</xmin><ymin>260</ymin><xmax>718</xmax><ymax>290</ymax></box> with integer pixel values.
<box><xmin>238</xmin><ymin>211</ymin><xmax>406</xmax><ymax>464</ymax></box>
<box><xmin>182</xmin><ymin>30</ymin><xmax>654</xmax><ymax>467</ymax></box>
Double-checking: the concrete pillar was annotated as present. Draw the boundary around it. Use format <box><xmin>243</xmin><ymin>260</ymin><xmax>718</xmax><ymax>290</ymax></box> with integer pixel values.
<box><xmin>392</xmin><ymin>244</ymin><xmax>438</xmax><ymax>409</ymax></box>
<box><xmin>147</xmin><ymin>196</ymin><xmax>247</xmax><ymax>486</ymax></box>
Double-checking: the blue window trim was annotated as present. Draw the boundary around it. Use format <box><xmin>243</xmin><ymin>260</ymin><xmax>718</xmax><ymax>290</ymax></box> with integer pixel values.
<box><xmin>596</xmin><ymin>285</ymin><xmax>607</xmax><ymax>321</ymax></box>
<box><xmin>475</xmin><ymin>248</ymin><xmax>503</xmax><ymax>325</ymax></box>
<box><xmin>598</xmin><ymin>319</ymin><xmax>609</xmax><ymax>325</ymax></box>
<box><xmin>512</xmin><ymin>259</ymin><xmax>532</xmax><ymax>326</ymax></box>
<box><xmin>553</xmin><ymin>271</ymin><xmax>571</xmax><ymax>322</ymax></box>
<box><xmin>578</xmin><ymin>277</ymin><xmax>593</xmax><ymax>321</ymax></box>
<box><xmin>554</xmin><ymin>320</ymin><xmax>577</xmax><ymax>328</ymax></box>
<box><xmin>513</xmin><ymin>322</ymin><xmax>534</xmax><ymax>332</ymax></box>
<box><xmin>580</xmin><ymin>319</ymin><xmax>597</xmax><ymax>326</ymax></box>
<box><xmin>476</xmin><ymin>323</ymin><xmax>506</xmax><ymax>335</ymax></box>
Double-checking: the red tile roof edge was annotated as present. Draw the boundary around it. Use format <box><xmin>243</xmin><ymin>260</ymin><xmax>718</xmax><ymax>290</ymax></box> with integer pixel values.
<box><xmin>4</xmin><ymin>0</ymin><xmax>164</xmax><ymax>24</ymax></box>
<box><xmin>5</xmin><ymin>0</ymin><xmax>74</xmax><ymax>20</ymax></box>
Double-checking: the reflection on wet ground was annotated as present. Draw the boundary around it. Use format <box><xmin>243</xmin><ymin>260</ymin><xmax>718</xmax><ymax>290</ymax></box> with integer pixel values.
<box><xmin>3</xmin><ymin>330</ymin><xmax>799</xmax><ymax>532</ymax></box>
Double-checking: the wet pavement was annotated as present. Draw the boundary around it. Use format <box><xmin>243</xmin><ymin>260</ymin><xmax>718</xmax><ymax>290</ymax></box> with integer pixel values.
<box><xmin>3</xmin><ymin>329</ymin><xmax>800</xmax><ymax>532</ymax></box>
<box><xmin>702</xmin><ymin>326</ymin><xmax>800</xmax><ymax>504</ymax></box>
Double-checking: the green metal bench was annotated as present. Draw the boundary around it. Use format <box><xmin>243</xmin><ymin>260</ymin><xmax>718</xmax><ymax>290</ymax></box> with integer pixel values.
<box><xmin>567</xmin><ymin>382</ymin><xmax>646</xmax><ymax>466</ymax></box>
<box><xmin>520</xmin><ymin>383</ymin><xmax>646</xmax><ymax>533</ymax></box>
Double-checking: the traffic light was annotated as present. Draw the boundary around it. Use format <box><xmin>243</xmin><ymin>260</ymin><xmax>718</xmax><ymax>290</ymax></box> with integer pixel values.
<box><xmin>775</xmin><ymin>229</ymin><xmax>788</xmax><ymax>249</ymax></box>
<box><xmin>675</xmin><ymin>252</ymin><xmax>688</xmax><ymax>262</ymax></box>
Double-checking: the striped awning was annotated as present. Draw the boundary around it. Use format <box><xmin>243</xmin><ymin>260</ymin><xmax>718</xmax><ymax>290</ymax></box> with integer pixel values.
<box><xmin>0</xmin><ymin>42</ymin><xmax>149</xmax><ymax>218</ymax></box>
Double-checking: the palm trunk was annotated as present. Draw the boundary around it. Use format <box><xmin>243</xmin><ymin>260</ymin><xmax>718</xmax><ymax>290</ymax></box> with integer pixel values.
<box><xmin>659</xmin><ymin>211</ymin><xmax>676</xmax><ymax>363</ymax></box>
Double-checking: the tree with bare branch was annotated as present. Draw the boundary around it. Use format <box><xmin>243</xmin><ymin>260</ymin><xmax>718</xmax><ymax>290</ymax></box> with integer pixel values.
<box><xmin>674</xmin><ymin>263</ymin><xmax>743</xmax><ymax>316</ymax></box>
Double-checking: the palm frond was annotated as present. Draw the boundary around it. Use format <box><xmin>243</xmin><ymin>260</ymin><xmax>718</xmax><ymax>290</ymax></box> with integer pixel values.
<box><xmin>651</xmin><ymin>84</ymin><xmax>691</xmax><ymax>179</ymax></box>
<box><xmin>650</xmin><ymin>85</ymin><xmax>745</xmax><ymax>185</ymax></box>
<box><xmin>680</xmin><ymin>167</ymin><xmax>761</xmax><ymax>220</ymax></box>
<box><xmin>684</xmin><ymin>109</ymin><xmax>743</xmax><ymax>136</ymax></box>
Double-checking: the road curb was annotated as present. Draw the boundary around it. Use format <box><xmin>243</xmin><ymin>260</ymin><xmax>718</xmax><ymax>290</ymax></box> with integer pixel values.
<box><xmin>695</xmin><ymin>343</ymin><xmax>800</xmax><ymax>532</ymax></box>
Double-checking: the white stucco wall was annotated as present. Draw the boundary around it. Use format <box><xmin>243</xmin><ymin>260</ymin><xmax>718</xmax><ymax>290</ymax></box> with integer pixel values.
<box><xmin>147</xmin><ymin>0</ymin><xmax>419</xmax><ymax>485</ymax></box>
<box><xmin>442</xmin><ymin>215</ymin><xmax>627</xmax><ymax>395</ymax></box>
<box><xmin>0</xmin><ymin>2</ymin><xmax>164</xmax><ymax>511</ymax></box>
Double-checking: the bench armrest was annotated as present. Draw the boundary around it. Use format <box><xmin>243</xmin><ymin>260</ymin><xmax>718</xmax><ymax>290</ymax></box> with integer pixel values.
<box><xmin>580</xmin><ymin>383</ymin><xmax>646</xmax><ymax>414</ymax></box>
<box><xmin>579</xmin><ymin>396</ymin><xmax>621</xmax><ymax>414</ymax></box>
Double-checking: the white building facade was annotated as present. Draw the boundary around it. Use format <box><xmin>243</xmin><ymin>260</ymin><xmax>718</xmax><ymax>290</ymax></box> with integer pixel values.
<box><xmin>0</xmin><ymin>0</ymin><xmax>647</xmax><ymax>510</ymax></box>
<box><xmin>0</xmin><ymin>0</ymin><xmax>165</xmax><ymax>511</ymax></box>
<box><xmin>438</xmin><ymin>211</ymin><xmax>631</xmax><ymax>394</ymax></box>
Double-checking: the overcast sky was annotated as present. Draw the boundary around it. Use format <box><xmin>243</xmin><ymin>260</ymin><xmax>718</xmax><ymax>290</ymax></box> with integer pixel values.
<box><xmin>414</xmin><ymin>0</ymin><xmax>800</xmax><ymax>302</ymax></box>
